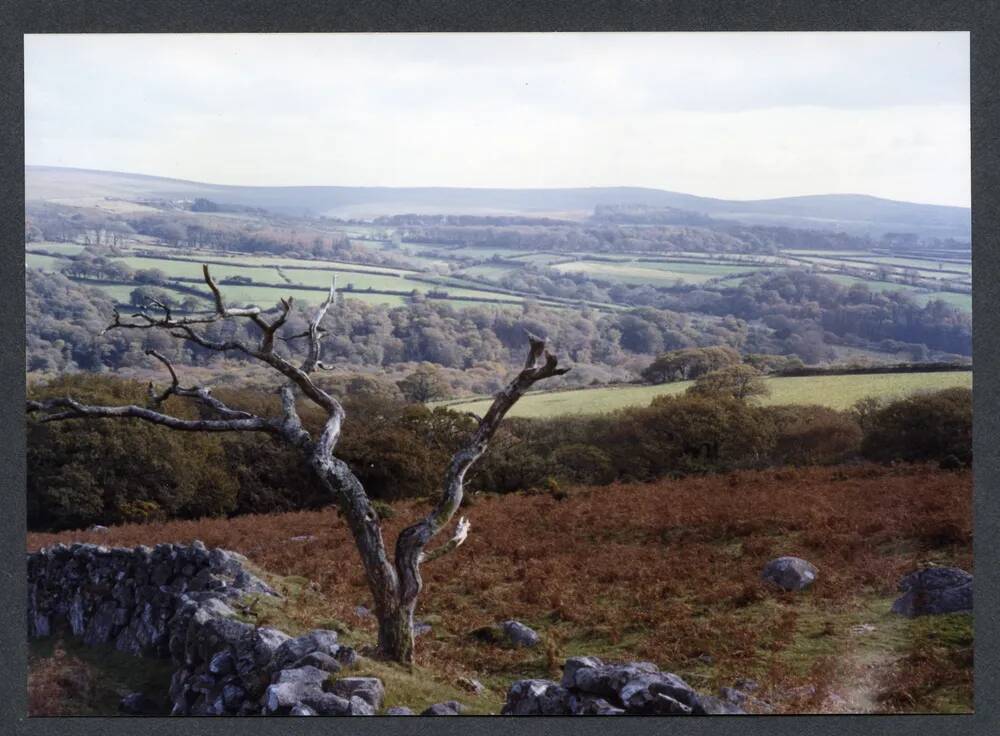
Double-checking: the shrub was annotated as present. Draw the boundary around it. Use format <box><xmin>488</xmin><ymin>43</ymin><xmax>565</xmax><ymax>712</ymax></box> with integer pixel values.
<box><xmin>686</xmin><ymin>365</ymin><xmax>770</xmax><ymax>402</ymax></box>
<box><xmin>765</xmin><ymin>405</ymin><xmax>863</xmax><ymax>465</ymax></box>
<box><xmin>549</xmin><ymin>444</ymin><xmax>616</xmax><ymax>485</ymax></box>
<box><xmin>861</xmin><ymin>388</ymin><xmax>972</xmax><ymax>465</ymax></box>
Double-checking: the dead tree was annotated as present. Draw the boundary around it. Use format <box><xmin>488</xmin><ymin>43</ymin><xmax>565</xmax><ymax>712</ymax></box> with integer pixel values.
<box><xmin>26</xmin><ymin>265</ymin><xmax>568</xmax><ymax>663</ymax></box>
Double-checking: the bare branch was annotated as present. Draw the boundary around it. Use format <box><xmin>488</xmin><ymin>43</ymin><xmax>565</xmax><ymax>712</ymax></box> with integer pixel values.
<box><xmin>420</xmin><ymin>517</ymin><xmax>470</xmax><ymax>564</ymax></box>
<box><xmin>202</xmin><ymin>264</ymin><xmax>262</xmax><ymax>318</ymax></box>
<box><xmin>302</xmin><ymin>276</ymin><xmax>337</xmax><ymax>374</ymax></box>
<box><xmin>27</xmin><ymin>397</ymin><xmax>277</xmax><ymax>434</ymax></box>
<box><xmin>145</xmin><ymin>349</ymin><xmax>180</xmax><ymax>405</ymax></box>
<box><xmin>277</xmin><ymin>383</ymin><xmax>312</xmax><ymax>448</ymax></box>
<box><xmin>394</xmin><ymin>334</ymin><xmax>570</xmax><ymax>607</ymax></box>
<box><xmin>258</xmin><ymin>297</ymin><xmax>294</xmax><ymax>354</ymax></box>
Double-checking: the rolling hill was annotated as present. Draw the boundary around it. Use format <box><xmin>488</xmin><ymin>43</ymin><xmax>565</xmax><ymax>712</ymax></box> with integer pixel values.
<box><xmin>25</xmin><ymin>166</ymin><xmax>970</xmax><ymax>239</ymax></box>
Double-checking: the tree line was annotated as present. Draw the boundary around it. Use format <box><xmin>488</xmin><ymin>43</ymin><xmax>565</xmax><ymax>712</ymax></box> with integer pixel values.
<box><xmin>27</xmin><ymin>373</ymin><xmax>971</xmax><ymax>533</ymax></box>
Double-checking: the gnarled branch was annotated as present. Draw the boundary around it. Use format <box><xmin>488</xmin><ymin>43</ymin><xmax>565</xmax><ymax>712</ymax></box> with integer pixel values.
<box><xmin>144</xmin><ymin>349</ymin><xmax>258</xmax><ymax>421</ymax></box>
<box><xmin>394</xmin><ymin>332</ymin><xmax>569</xmax><ymax>607</ymax></box>
<box><xmin>420</xmin><ymin>517</ymin><xmax>471</xmax><ymax>564</ymax></box>
<box><xmin>26</xmin><ymin>396</ymin><xmax>277</xmax><ymax>433</ymax></box>
<box><xmin>302</xmin><ymin>276</ymin><xmax>337</xmax><ymax>374</ymax></box>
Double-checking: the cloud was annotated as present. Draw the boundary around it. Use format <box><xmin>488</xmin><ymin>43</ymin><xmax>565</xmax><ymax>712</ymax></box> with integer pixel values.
<box><xmin>24</xmin><ymin>32</ymin><xmax>970</xmax><ymax>206</ymax></box>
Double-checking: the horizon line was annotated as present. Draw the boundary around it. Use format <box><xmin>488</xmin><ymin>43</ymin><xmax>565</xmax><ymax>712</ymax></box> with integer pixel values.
<box><xmin>24</xmin><ymin>163</ymin><xmax>971</xmax><ymax>211</ymax></box>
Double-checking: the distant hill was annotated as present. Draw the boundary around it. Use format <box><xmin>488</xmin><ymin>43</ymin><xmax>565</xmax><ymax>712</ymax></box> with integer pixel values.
<box><xmin>25</xmin><ymin>165</ymin><xmax>970</xmax><ymax>239</ymax></box>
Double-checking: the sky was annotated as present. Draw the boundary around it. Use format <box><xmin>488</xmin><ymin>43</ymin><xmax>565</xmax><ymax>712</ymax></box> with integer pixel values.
<box><xmin>24</xmin><ymin>32</ymin><xmax>970</xmax><ymax>207</ymax></box>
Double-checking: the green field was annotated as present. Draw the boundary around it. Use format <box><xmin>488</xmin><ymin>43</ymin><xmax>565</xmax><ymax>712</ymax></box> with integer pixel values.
<box><xmin>26</xmin><ymin>242</ymin><xmax>88</xmax><ymax>256</ymax></box>
<box><xmin>551</xmin><ymin>259</ymin><xmax>760</xmax><ymax>286</ymax></box>
<box><xmin>865</xmin><ymin>256</ymin><xmax>971</xmax><ymax>274</ymax></box>
<box><xmin>437</xmin><ymin>370</ymin><xmax>972</xmax><ymax>419</ymax></box>
<box><xmin>83</xmin><ymin>282</ymin><xmax>211</xmax><ymax>308</ymax></box>
<box><xmin>917</xmin><ymin>292</ymin><xmax>973</xmax><ymax>311</ymax></box>
<box><xmin>457</xmin><ymin>264</ymin><xmax>521</xmax><ymax>280</ymax></box>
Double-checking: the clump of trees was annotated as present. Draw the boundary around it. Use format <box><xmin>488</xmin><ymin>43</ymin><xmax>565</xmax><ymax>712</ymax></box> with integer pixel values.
<box><xmin>641</xmin><ymin>346</ymin><xmax>742</xmax><ymax>383</ymax></box>
<box><xmin>687</xmin><ymin>365</ymin><xmax>770</xmax><ymax>402</ymax></box>
<box><xmin>858</xmin><ymin>387</ymin><xmax>972</xmax><ymax>466</ymax></box>
<box><xmin>397</xmin><ymin>364</ymin><xmax>450</xmax><ymax>402</ymax></box>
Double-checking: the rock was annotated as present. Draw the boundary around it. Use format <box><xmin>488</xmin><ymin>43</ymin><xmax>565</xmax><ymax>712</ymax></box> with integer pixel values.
<box><xmin>573</xmin><ymin>696</ymin><xmax>626</xmax><ymax>715</ymax></box>
<box><xmin>562</xmin><ymin>659</ymin><xmax>665</xmax><ymax>702</ymax></box>
<box><xmin>119</xmin><ymin>691</ymin><xmax>162</xmax><ymax>715</ymax></box>
<box><xmin>345</xmin><ymin>696</ymin><xmax>377</xmax><ymax>716</ymax></box>
<box><xmin>328</xmin><ymin>677</ymin><xmax>385</xmax><ymax>710</ymax></box>
<box><xmin>254</xmin><ymin>627</ymin><xmax>292</xmax><ymax>662</ymax></box>
<box><xmin>719</xmin><ymin>686</ymin><xmax>748</xmax><ymax>705</ymax></box>
<box><xmin>289</xmin><ymin>535</ymin><xmax>316</xmax><ymax>543</ymax></box>
<box><xmin>457</xmin><ymin>676</ymin><xmax>485</xmax><ymax>695</ymax></box>
<box><xmin>892</xmin><ymin>567</ymin><xmax>973</xmax><ymax>617</ymax></box>
<box><xmin>648</xmin><ymin>693</ymin><xmax>693</xmax><ymax>715</ymax></box>
<box><xmin>385</xmin><ymin>706</ymin><xmax>415</xmax><ymax>715</ymax></box>
<box><xmin>199</xmin><ymin>598</ymin><xmax>236</xmax><ymax>620</ymax></box>
<box><xmin>272</xmin><ymin>665</ymin><xmax>331</xmax><ymax>688</ymax></box>
<box><xmin>208</xmin><ymin>650</ymin><xmax>234</xmax><ymax>676</ymax></box>
<box><xmin>88</xmin><ymin>525</ymin><xmax>110</xmax><ymax>533</ymax></box>
<box><xmin>501</xmin><ymin>619</ymin><xmax>541</xmax><ymax>648</ymax></box>
<box><xmin>421</xmin><ymin>700</ymin><xmax>464</xmax><ymax>715</ymax></box>
<box><xmin>289</xmin><ymin>703</ymin><xmax>317</xmax><ymax>715</ymax></box>
<box><xmin>354</xmin><ymin>605</ymin><xmax>371</xmax><ymax>618</ymax></box>
<box><xmin>617</xmin><ymin>671</ymin><xmax>700</xmax><ymax>713</ymax></box>
<box><xmin>299</xmin><ymin>690</ymin><xmax>353</xmax><ymax>716</ymax></box>
<box><xmin>221</xmin><ymin>683</ymin><xmax>246</xmax><ymax>711</ymax></box>
<box><xmin>265</xmin><ymin>681</ymin><xmax>316</xmax><ymax>714</ymax></box>
<box><xmin>899</xmin><ymin>566</ymin><xmax>972</xmax><ymax>592</ymax></box>
<box><xmin>502</xmin><ymin>679</ymin><xmax>573</xmax><ymax>715</ymax></box>
<box><xmin>270</xmin><ymin>629</ymin><xmax>341</xmax><ymax>670</ymax></box>
<box><xmin>291</xmin><ymin>651</ymin><xmax>341</xmax><ymax>674</ymax></box>
<box><xmin>761</xmin><ymin>556</ymin><xmax>818</xmax><ymax>591</ymax></box>
<box><xmin>561</xmin><ymin>656</ymin><xmax>604</xmax><ymax>688</ymax></box>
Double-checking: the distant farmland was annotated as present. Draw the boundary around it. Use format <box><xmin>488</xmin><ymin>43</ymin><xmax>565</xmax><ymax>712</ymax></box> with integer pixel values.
<box><xmin>437</xmin><ymin>370</ymin><xmax>973</xmax><ymax>418</ymax></box>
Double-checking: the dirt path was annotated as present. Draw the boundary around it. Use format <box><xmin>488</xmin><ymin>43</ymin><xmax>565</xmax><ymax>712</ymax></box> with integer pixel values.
<box><xmin>820</xmin><ymin>620</ymin><xmax>906</xmax><ymax>713</ymax></box>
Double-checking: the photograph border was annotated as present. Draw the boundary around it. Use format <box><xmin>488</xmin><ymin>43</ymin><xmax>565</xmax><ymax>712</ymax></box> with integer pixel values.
<box><xmin>1</xmin><ymin>2</ymin><xmax>995</xmax><ymax>735</ymax></box>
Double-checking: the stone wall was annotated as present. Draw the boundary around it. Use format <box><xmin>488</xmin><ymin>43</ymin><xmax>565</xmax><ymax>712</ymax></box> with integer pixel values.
<box><xmin>27</xmin><ymin>541</ymin><xmax>361</xmax><ymax>716</ymax></box>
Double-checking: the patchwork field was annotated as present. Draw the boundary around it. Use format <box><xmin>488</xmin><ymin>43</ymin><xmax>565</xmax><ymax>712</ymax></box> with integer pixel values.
<box><xmin>27</xmin><ymin>464</ymin><xmax>972</xmax><ymax>715</ymax></box>
<box><xmin>438</xmin><ymin>370</ymin><xmax>973</xmax><ymax>419</ymax></box>
<box><xmin>24</xmin><ymin>242</ymin><xmax>568</xmax><ymax>310</ymax></box>
<box><xmin>25</xmin><ymin>233</ymin><xmax>972</xmax><ymax>317</ymax></box>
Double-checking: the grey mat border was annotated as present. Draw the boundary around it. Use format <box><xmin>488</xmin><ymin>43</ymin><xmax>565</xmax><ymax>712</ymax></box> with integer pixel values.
<box><xmin>0</xmin><ymin>1</ymin><xmax>995</xmax><ymax>735</ymax></box>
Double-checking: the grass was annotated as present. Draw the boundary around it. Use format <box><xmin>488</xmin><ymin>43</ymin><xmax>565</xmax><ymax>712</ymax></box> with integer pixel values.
<box><xmin>865</xmin><ymin>256</ymin><xmax>971</xmax><ymax>274</ymax></box>
<box><xmin>916</xmin><ymin>292</ymin><xmax>972</xmax><ymax>312</ymax></box>
<box><xmin>551</xmin><ymin>259</ymin><xmax>760</xmax><ymax>286</ymax></box>
<box><xmin>874</xmin><ymin>612</ymin><xmax>973</xmax><ymax>714</ymax></box>
<box><xmin>25</xmin><ymin>253</ymin><xmax>65</xmax><ymax>272</ymax></box>
<box><xmin>437</xmin><ymin>370</ymin><xmax>973</xmax><ymax>419</ymax></box>
<box><xmin>28</xmin><ymin>463</ymin><xmax>972</xmax><ymax>714</ymax></box>
<box><xmin>26</xmin><ymin>242</ymin><xmax>88</xmax><ymax>256</ymax></box>
<box><xmin>28</xmin><ymin>635</ymin><xmax>175</xmax><ymax>716</ymax></box>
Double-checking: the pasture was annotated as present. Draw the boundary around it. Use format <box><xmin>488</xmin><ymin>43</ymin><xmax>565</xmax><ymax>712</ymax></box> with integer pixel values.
<box><xmin>437</xmin><ymin>370</ymin><xmax>973</xmax><ymax>419</ymax></box>
<box><xmin>551</xmin><ymin>259</ymin><xmax>760</xmax><ymax>286</ymax></box>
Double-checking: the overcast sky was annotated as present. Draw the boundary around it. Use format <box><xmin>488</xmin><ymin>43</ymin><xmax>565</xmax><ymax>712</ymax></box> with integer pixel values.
<box><xmin>25</xmin><ymin>32</ymin><xmax>970</xmax><ymax>207</ymax></box>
